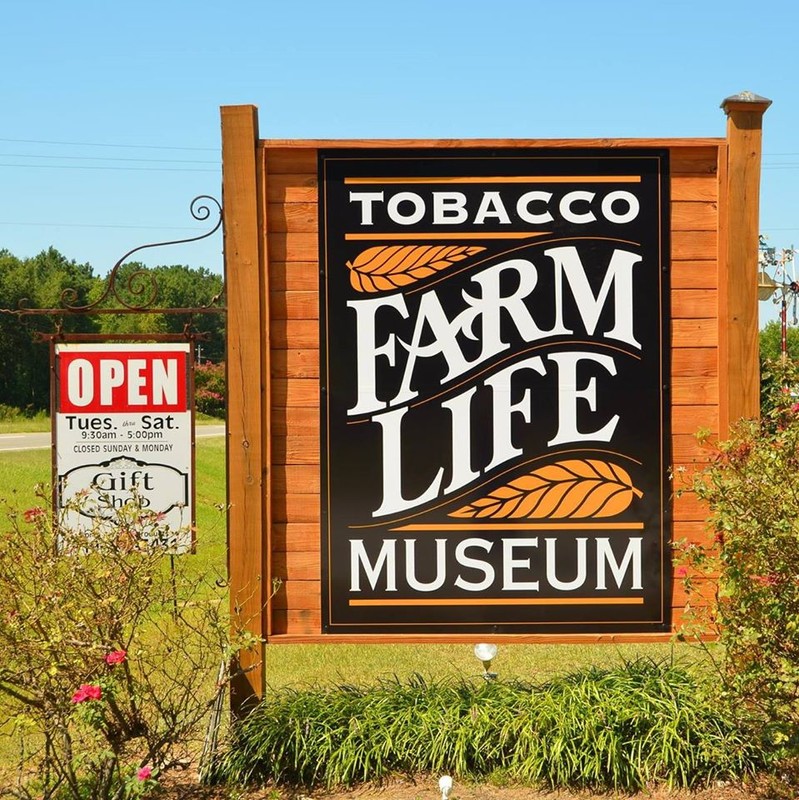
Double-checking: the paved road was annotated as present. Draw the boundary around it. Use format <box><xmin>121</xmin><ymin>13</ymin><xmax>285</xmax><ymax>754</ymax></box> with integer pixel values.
<box><xmin>0</xmin><ymin>424</ymin><xmax>226</xmax><ymax>452</ymax></box>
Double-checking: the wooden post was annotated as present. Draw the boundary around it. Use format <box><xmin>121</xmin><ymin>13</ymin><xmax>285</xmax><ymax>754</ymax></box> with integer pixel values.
<box><xmin>221</xmin><ymin>105</ymin><xmax>266</xmax><ymax>713</ymax></box>
<box><xmin>720</xmin><ymin>91</ymin><xmax>771</xmax><ymax>435</ymax></box>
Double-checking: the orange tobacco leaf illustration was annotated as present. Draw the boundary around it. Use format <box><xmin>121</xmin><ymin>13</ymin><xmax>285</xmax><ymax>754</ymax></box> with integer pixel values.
<box><xmin>347</xmin><ymin>245</ymin><xmax>485</xmax><ymax>292</ymax></box>
<box><xmin>449</xmin><ymin>459</ymin><xmax>643</xmax><ymax>520</ymax></box>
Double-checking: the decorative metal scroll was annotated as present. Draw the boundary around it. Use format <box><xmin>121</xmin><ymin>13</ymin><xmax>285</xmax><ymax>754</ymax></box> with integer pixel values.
<box><xmin>5</xmin><ymin>196</ymin><xmax>224</xmax><ymax>318</ymax></box>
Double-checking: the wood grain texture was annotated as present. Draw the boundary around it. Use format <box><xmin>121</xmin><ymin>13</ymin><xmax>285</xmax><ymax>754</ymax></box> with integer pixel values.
<box><xmin>671</xmin><ymin>262</ymin><xmax>718</xmax><ymax>289</ymax></box>
<box><xmin>273</xmin><ymin>522</ymin><xmax>320</xmax><ymax>552</ymax></box>
<box><xmin>671</xmin><ymin>348</ymin><xmax>717</xmax><ymax>377</ymax></box>
<box><xmin>272</xmin><ymin>379</ymin><xmax>319</xmax><ymax>408</ymax></box>
<box><xmin>671</xmin><ymin>231</ymin><xmax>717</xmax><ymax>261</ymax></box>
<box><xmin>671</xmin><ymin>434</ymin><xmax>716</xmax><ymax>462</ymax></box>
<box><xmin>721</xmin><ymin>99</ymin><xmax>770</xmax><ymax>432</ymax></box>
<box><xmin>273</xmin><ymin>465</ymin><xmax>320</xmax><ymax>495</ymax></box>
<box><xmin>272</xmin><ymin>407</ymin><xmax>320</xmax><ymax>436</ymax></box>
<box><xmin>221</xmin><ymin>104</ymin><xmax>266</xmax><ymax>705</ymax></box>
<box><xmin>671</xmin><ymin>405</ymin><xmax>719</xmax><ymax>434</ymax></box>
<box><xmin>671</xmin><ymin>202</ymin><xmax>717</xmax><ymax>231</ymax></box>
<box><xmin>270</xmin><ymin>291</ymin><xmax>318</xmax><ymax>320</ymax></box>
<box><xmin>270</xmin><ymin>261</ymin><xmax>319</xmax><ymax>292</ymax></box>
<box><xmin>672</xmin><ymin>376</ymin><xmax>718</xmax><ymax>405</ymax></box>
<box><xmin>271</xmin><ymin>320</ymin><xmax>319</xmax><ymax>349</ymax></box>
<box><xmin>672</xmin><ymin>319</ymin><xmax>717</xmax><ymax>348</ymax></box>
<box><xmin>672</xmin><ymin>289</ymin><xmax>717</xmax><ymax>318</ymax></box>
<box><xmin>263</xmin><ymin>137</ymin><xmax>725</xmax><ymax>149</ymax></box>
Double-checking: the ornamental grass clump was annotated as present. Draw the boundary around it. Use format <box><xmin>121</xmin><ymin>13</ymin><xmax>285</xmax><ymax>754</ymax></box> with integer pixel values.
<box><xmin>212</xmin><ymin>659</ymin><xmax>763</xmax><ymax>792</ymax></box>
<box><xmin>0</xmin><ymin>487</ymin><xmax>255</xmax><ymax>800</ymax></box>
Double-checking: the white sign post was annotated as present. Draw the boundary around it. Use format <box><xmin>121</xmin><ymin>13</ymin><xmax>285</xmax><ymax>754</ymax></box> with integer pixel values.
<box><xmin>54</xmin><ymin>342</ymin><xmax>194</xmax><ymax>552</ymax></box>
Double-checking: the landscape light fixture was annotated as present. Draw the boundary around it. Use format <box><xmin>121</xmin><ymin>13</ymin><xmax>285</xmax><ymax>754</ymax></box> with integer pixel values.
<box><xmin>438</xmin><ymin>775</ymin><xmax>453</xmax><ymax>800</ymax></box>
<box><xmin>473</xmin><ymin>643</ymin><xmax>498</xmax><ymax>680</ymax></box>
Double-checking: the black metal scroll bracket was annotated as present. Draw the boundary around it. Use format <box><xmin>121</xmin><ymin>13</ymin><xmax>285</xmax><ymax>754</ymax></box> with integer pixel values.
<box><xmin>4</xmin><ymin>195</ymin><xmax>225</xmax><ymax>319</ymax></box>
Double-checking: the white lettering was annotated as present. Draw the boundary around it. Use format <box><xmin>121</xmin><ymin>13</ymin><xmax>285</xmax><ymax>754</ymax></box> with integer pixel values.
<box><xmin>545</xmin><ymin>537</ymin><xmax>588</xmax><ymax>590</ymax></box>
<box><xmin>547</xmin><ymin>351</ymin><xmax>620</xmax><ymax>446</ymax></box>
<box><xmin>67</xmin><ymin>359</ymin><xmax>94</xmax><ymax>407</ymax></box>
<box><xmin>433</xmin><ymin>192</ymin><xmax>468</xmax><ymax>224</ymax></box>
<box><xmin>454</xmin><ymin>538</ymin><xmax>495</xmax><ymax>591</ymax></box>
<box><xmin>99</xmin><ymin>360</ymin><xmax>125</xmax><ymax>406</ymax></box>
<box><xmin>601</xmin><ymin>190</ymin><xmax>639</xmax><ymax>224</ymax></box>
<box><xmin>126</xmin><ymin>359</ymin><xmax>147</xmax><ymax>405</ymax></box>
<box><xmin>349</xmin><ymin>191</ymin><xmax>384</xmax><ymax>225</ymax></box>
<box><xmin>560</xmin><ymin>191</ymin><xmax>596</xmax><ymax>224</ymax></box>
<box><xmin>350</xmin><ymin>539</ymin><xmax>397</xmax><ymax>591</ymax></box>
<box><xmin>441</xmin><ymin>387</ymin><xmax>480</xmax><ymax>493</ymax></box>
<box><xmin>485</xmin><ymin>356</ymin><xmax>546</xmax><ymax>471</ymax></box>
<box><xmin>151</xmin><ymin>358</ymin><xmax>178</xmax><ymax>406</ymax></box>
<box><xmin>372</xmin><ymin>407</ymin><xmax>445</xmax><ymax>517</ymax></box>
<box><xmin>387</xmin><ymin>192</ymin><xmax>425</xmax><ymax>225</ymax></box>
<box><xmin>348</xmin><ymin>294</ymin><xmax>408</xmax><ymax>415</ymax></box>
<box><xmin>548</xmin><ymin>245</ymin><xmax>641</xmax><ymax>348</ymax></box>
<box><xmin>405</xmin><ymin>539</ymin><xmax>447</xmax><ymax>591</ymax></box>
<box><xmin>502</xmin><ymin>538</ymin><xmax>539</xmax><ymax>590</ymax></box>
<box><xmin>596</xmin><ymin>537</ymin><xmax>643</xmax><ymax>590</ymax></box>
<box><xmin>516</xmin><ymin>190</ymin><xmax>554</xmax><ymax>224</ymax></box>
<box><xmin>474</xmin><ymin>191</ymin><xmax>511</xmax><ymax>224</ymax></box>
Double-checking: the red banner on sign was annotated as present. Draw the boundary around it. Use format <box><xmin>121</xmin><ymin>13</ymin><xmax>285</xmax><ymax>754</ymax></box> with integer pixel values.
<box><xmin>58</xmin><ymin>350</ymin><xmax>188</xmax><ymax>413</ymax></box>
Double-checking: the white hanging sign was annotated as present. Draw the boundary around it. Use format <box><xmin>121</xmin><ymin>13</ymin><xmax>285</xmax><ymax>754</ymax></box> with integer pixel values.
<box><xmin>53</xmin><ymin>342</ymin><xmax>194</xmax><ymax>552</ymax></box>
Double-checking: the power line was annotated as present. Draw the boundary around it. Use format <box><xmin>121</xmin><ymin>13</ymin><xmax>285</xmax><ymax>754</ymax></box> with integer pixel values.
<box><xmin>0</xmin><ymin>152</ymin><xmax>217</xmax><ymax>165</ymax></box>
<box><xmin>0</xmin><ymin>221</ymin><xmax>203</xmax><ymax>230</ymax></box>
<box><xmin>0</xmin><ymin>137</ymin><xmax>216</xmax><ymax>151</ymax></box>
<box><xmin>0</xmin><ymin>163</ymin><xmax>218</xmax><ymax>173</ymax></box>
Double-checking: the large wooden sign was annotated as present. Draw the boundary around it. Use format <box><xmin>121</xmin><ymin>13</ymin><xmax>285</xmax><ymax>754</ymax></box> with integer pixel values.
<box><xmin>319</xmin><ymin>148</ymin><xmax>670</xmax><ymax>634</ymax></box>
<box><xmin>220</xmin><ymin>94</ymin><xmax>770</xmax><ymax>702</ymax></box>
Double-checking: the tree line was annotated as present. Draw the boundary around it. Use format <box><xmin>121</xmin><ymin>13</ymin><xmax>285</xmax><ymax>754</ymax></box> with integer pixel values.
<box><xmin>0</xmin><ymin>247</ymin><xmax>224</xmax><ymax>412</ymax></box>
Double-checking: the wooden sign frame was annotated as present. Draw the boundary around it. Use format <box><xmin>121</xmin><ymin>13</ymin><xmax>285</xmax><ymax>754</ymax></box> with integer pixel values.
<box><xmin>221</xmin><ymin>95</ymin><xmax>770</xmax><ymax>702</ymax></box>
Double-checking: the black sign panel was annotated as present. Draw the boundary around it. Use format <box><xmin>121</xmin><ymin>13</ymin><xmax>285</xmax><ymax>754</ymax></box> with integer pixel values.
<box><xmin>319</xmin><ymin>148</ymin><xmax>670</xmax><ymax>634</ymax></box>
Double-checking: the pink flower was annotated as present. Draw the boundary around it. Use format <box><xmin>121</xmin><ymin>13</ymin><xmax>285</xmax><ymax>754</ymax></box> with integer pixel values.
<box><xmin>105</xmin><ymin>649</ymin><xmax>126</xmax><ymax>665</ymax></box>
<box><xmin>137</xmin><ymin>765</ymin><xmax>152</xmax><ymax>781</ymax></box>
<box><xmin>23</xmin><ymin>507</ymin><xmax>45</xmax><ymax>523</ymax></box>
<box><xmin>71</xmin><ymin>684</ymin><xmax>102</xmax><ymax>703</ymax></box>
<box><xmin>674</xmin><ymin>566</ymin><xmax>688</xmax><ymax>578</ymax></box>
<box><xmin>792</xmin><ymin>402</ymin><xmax>799</xmax><ymax>413</ymax></box>
<box><xmin>752</xmin><ymin>574</ymin><xmax>778</xmax><ymax>587</ymax></box>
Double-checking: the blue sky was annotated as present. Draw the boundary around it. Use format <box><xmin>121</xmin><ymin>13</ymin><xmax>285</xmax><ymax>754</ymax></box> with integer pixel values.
<box><xmin>2</xmin><ymin>0</ymin><xmax>797</xmax><ymax>324</ymax></box>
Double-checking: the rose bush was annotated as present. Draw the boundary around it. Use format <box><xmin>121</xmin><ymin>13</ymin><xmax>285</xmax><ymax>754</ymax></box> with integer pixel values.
<box><xmin>676</xmin><ymin>358</ymin><xmax>799</xmax><ymax>757</ymax></box>
<box><xmin>194</xmin><ymin>361</ymin><xmax>225</xmax><ymax>418</ymax></box>
<box><xmin>0</xmin><ymin>488</ymin><xmax>257</xmax><ymax>800</ymax></box>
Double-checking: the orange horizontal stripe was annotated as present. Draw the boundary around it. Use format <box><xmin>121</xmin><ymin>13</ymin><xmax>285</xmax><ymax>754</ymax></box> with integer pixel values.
<box><xmin>344</xmin><ymin>232</ymin><xmax>548</xmax><ymax>241</ymax></box>
<box><xmin>350</xmin><ymin>597</ymin><xmax>645</xmax><ymax>607</ymax></box>
<box><xmin>390</xmin><ymin>523</ymin><xmax>646</xmax><ymax>532</ymax></box>
<box><xmin>344</xmin><ymin>176</ymin><xmax>642</xmax><ymax>184</ymax></box>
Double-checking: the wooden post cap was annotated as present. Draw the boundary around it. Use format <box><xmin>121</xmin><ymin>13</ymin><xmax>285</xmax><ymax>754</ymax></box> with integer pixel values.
<box><xmin>721</xmin><ymin>91</ymin><xmax>772</xmax><ymax>115</ymax></box>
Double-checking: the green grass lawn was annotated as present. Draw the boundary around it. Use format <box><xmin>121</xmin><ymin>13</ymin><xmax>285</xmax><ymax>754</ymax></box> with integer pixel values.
<box><xmin>0</xmin><ymin>411</ymin><xmax>51</xmax><ymax>434</ymax></box>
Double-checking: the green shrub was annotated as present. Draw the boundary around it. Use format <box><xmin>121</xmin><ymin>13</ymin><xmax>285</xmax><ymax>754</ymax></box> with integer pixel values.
<box><xmin>677</xmin><ymin>357</ymin><xmax>799</xmax><ymax>754</ymax></box>
<box><xmin>211</xmin><ymin>659</ymin><xmax>762</xmax><ymax>791</ymax></box>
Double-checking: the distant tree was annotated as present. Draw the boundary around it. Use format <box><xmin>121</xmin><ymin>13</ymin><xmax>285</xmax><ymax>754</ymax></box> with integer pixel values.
<box><xmin>151</xmin><ymin>264</ymin><xmax>225</xmax><ymax>362</ymax></box>
<box><xmin>0</xmin><ymin>250</ymin><xmax>225</xmax><ymax>412</ymax></box>
<box><xmin>759</xmin><ymin>319</ymin><xmax>799</xmax><ymax>361</ymax></box>
<box><xmin>97</xmin><ymin>263</ymin><xmax>225</xmax><ymax>361</ymax></box>
<box><xmin>0</xmin><ymin>248</ymin><xmax>98</xmax><ymax>410</ymax></box>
